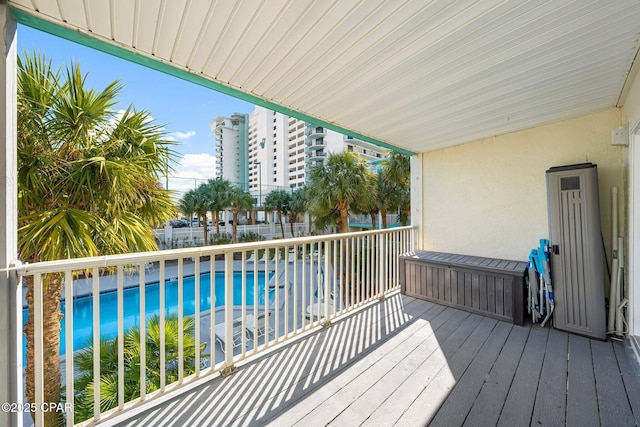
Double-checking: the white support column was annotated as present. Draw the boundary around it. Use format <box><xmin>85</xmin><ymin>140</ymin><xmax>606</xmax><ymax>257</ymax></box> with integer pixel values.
<box><xmin>0</xmin><ymin>5</ymin><xmax>19</xmax><ymax>426</ymax></box>
<box><xmin>410</xmin><ymin>153</ymin><xmax>424</xmax><ymax>250</ymax></box>
<box><xmin>630</xmin><ymin>125</ymin><xmax>640</xmax><ymax>339</ymax></box>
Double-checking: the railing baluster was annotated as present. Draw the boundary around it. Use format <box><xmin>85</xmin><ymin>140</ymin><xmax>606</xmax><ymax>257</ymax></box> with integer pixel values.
<box><xmin>356</xmin><ymin>236</ymin><xmax>361</xmax><ymax>306</ymax></box>
<box><xmin>302</xmin><ymin>243</ymin><xmax>307</xmax><ymax>330</ymax></box>
<box><xmin>241</xmin><ymin>251</ymin><xmax>247</xmax><ymax>358</ymax></box>
<box><xmin>253</xmin><ymin>248</ymin><xmax>258</xmax><ymax>353</ymax></box>
<box><xmin>223</xmin><ymin>251</ymin><xmax>235</xmax><ymax>375</ymax></box>
<box><xmin>139</xmin><ymin>264</ymin><xmax>146</xmax><ymax>400</ymax></box>
<box><xmin>316</xmin><ymin>241</ymin><xmax>322</xmax><ymax>326</ymax></box>
<box><xmin>92</xmin><ymin>268</ymin><xmax>100</xmax><ymax>420</ymax></box>
<box><xmin>333</xmin><ymin>238</ymin><xmax>338</xmax><ymax>316</ymax></box>
<box><xmin>194</xmin><ymin>256</ymin><xmax>200</xmax><ymax>375</ymax></box>
<box><xmin>117</xmin><ymin>265</ymin><xmax>124</xmax><ymax>410</ymax></box>
<box><xmin>380</xmin><ymin>233</ymin><xmax>384</xmax><ymax>295</ymax></box>
<box><xmin>33</xmin><ymin>273</ymin><xmax>44</xmax><ymax>427</ymax></box>
<box><xmin>284</xmin><ymin>245</ymin><xmax>289</xmax><ymax>339</ymax></box>
<box><xmin>264</xmin><ymin>250</ymin><xmax>270</xmax><ymax>347</ymax></box>
<box><xmin>178</xmin><ymin>258</ymin><xmax>184</xmax><ymax>383</ymax></box>
<box><xmin>210</xmin><ymin>254</ymin><xmax>216</xmax><ymax>369</ymax></box>
<box><xmin>324</xmin><ymin>241</ymin><xmax>331</xmax><ymax>324</ymax></box>
<box><xmin>274</xmin><ymin>248</ymin><xmax>280</xmax><ymax>342</ymax></box>
<box><xmin>293</xmin><ymin>244</ymin><xmax>298</xmax><ymax>333</ymax></box>
<box><xmin>349</xmin><ymin>237</ymin><xmax>354</xmax><ymax>309</ymax></box>
<box><xmin>309</xmin><ymin>242</ymin><xmax>314</xmax><ymax>325</ymax></box>
<box><xmin>64</xmin><ymin>270</ymin><xmax>74</xmax><ymax>427</ymax></box>
<box><xmin>368</xmin><ymin>235</ymin><xmax>372</xmax><ymax>301</ymax></box>
<box><xmin>159</xmin><ymin>260</ymin><xmax>166</xmax><ymax>391</ymax></box>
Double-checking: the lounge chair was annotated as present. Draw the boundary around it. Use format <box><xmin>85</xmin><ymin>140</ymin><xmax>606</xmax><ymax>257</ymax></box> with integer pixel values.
<box><xmin>245</xmin><ymin>310</ymin><xmax>273</xmax><ymax>341</ymax></box>
<box><xmin>305</xmin><ymin>263</ymin><xmax>340</xmax><ymax>320</ymax></box>
<box><xmin>213</xmin><ymin>314</ymin><xmax>254</xmax><ymax>352</ymax></box>
<box><xmin>267</xmin><ymin>261</ymin><xmax>292</xmax><ymax>295</ymax></box>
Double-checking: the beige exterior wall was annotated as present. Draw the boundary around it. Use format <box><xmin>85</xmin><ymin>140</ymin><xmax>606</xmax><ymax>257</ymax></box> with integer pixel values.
<box><xmin>421</xmin><ymin>108</ymin><xmax>625</xmax><ymax>261</ymax></box>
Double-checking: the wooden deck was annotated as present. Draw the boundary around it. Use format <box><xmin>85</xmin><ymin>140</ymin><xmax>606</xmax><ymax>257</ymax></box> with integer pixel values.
<box><xmin>109</xmin><ymin>292</ymin><xmax>640</xmax><ymax>427</ymax></box>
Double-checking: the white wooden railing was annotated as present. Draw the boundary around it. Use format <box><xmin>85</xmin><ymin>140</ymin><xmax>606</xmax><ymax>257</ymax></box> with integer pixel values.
<box><xmin>18</xmin><ymin>226</ymin><xmax>416</xmax><ymax>426</ymax></box>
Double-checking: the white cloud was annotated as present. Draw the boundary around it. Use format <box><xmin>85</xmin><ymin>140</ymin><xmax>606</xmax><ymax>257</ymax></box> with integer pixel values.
<box><xmin>169</xmin><ymin>130</ymin><xmax>197</xmax><ymax>141</ymax></box>
<box><xmin>168</xmin><ymin>153</ymin><xmax>216</xmax><ymax>196</ymax></box>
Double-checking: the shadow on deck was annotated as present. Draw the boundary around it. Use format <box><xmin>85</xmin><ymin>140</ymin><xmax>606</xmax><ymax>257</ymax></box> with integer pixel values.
<box><xmin>108</xmin><ymin>292</ymin><xmax>640</xmax><ymax>427</ymax></box>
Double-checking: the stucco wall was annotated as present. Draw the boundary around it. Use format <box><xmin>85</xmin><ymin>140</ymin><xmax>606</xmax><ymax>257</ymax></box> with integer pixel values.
<box><xmin>421</xmin><ymin>108</ymin><xmax>625</xmax><ymax>261</ymax></box>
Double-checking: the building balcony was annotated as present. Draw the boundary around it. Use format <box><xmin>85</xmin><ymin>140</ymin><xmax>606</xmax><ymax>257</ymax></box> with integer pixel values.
<box><xmin>307</xmin><ymin>151</ymin><xmax>327</xmax><ymax>161</ymax></box>
<box><xmin>304</xmin><ymin>127</ymin><xmax>325</xmax><ymax>140</ymax></box>
<box><xmin>304</xmin><ymin>143</ymin><xmax>326</xmax><ymax>154</ymax></box>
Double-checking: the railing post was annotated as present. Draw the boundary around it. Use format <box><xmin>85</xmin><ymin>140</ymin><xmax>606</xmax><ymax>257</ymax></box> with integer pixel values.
<box><xmin>221</xmin><ymin>251</ymin><xmax>237</xmax><ymax>376</ymax></box>
<box><xmin>33</xmin><ymin>274</ymin><xmax>44</xmax><ymax>427</ymax></box>
<box><xmin>0</xmin><ymin>5</ymin><xmax>18</xmax><ymax>426</ymax></box>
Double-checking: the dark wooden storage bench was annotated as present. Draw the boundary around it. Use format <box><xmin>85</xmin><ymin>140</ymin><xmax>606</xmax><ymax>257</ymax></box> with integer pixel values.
<box><xmin>399</xmin><ymin>251</ymin><xmax>527</xmax><ymax>325</ymax></box>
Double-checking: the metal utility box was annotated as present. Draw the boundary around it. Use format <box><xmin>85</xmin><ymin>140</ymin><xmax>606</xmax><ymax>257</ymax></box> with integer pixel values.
<box><xmin>546</xmin><ymin>163</ymin><xmax>606</xmax><ymax>339</ymax></box>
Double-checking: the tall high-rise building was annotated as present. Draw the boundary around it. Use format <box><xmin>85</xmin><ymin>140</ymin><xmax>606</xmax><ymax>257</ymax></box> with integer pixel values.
<box><xmin>287</xmin><ymin>117</ymin><xmax>308</xmax><ymax>189</ymax></box>
<box><xmin>215</xmin><ymin>107</ymin><xmax>388</xmax><ymax>206</ymax></box>
<box><xmin>248</xmin><ymin>107</ymin><xmax>290</xmax><ymax>206</ymax></box>
<box><xmin>211</xmin><ymin>113</ymin><xmax>249</xmax><ymax>189</ymax></box>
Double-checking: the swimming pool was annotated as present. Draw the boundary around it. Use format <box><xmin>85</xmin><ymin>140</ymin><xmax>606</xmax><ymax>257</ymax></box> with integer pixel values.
<box><xmin>22</xmin><ymin>271</ymin><xmax>271</xmax><ymax>363</ymax></box>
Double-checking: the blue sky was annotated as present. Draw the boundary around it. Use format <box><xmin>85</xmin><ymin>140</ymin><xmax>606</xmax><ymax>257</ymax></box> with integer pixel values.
<box><xmin>18</xmin><ymin>24</ymin><xmax>255</xmax><ymax>193</ymax></box>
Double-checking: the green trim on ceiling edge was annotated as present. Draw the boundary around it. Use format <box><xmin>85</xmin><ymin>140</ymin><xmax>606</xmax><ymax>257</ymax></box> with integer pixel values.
<box><xmin>12</xmin><ymin>8</ymin><xmax>415</xmax><ymax>156</ymax></box>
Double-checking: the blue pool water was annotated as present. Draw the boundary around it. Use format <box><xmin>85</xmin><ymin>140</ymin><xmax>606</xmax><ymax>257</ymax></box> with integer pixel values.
<box><xmin>22</xmin><ymin>271</ymin><xmax>271</xmax><ymax>363</ymax></box>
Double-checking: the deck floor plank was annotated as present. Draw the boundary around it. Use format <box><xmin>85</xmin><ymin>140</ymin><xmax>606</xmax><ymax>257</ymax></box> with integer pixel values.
<box><xmin>283</xmin><ymin>304</ymin><xmax>457</xmax><ymax>427</ymax></box>
<box><xmin>591</xmin><ymin>339</ymin><xmax>636</xmax><ymax>427</ymax></box>
<box><xmin>531</xmin><ymin>327</ymin><xmax>568</xmax><ymax>427</ymax></box>
<box><xmin>359</xmin><ymin>309</ymin><xmax>480</xmax><ymax>426</ymax></box>
<box><xmin>462</xmin><ymin>325</ymin><xmax>530</xmax><ymax>427</ymax></box>
<box><xmin>566</xmin><ymin>335</ymin><xmax>600</xmax><ymax>426</ymax></box>
<box><xmin>613</xmin><ymin>341</ymin><xmax>640</xmax><ymax>425</ymax></box>
<box><xmin>110</xmin><ymin>293</ymin><xmax>640</xmax><ymax>427</ymax></box>
<box><xmin>497</xmin><ymin>326</ymin><xmax>549</xmax><ymax>427</ymax></box>
<box><xmin>253</xmin><ymin>299</ymin><xmax>446</xmax><ymax>426</ymax></box>
<box><xmin>394</xmin><ymin>316</ymin><xmax>499</xmax><ymax>426</ymax></box>
<box><xmin>316</xmin><ymin>308</ymin><xmax>470</xmax><ymax>426</ymax></box>
<box><xmin>429</xmin><ymin>321</ymin><xmax>513</xmax><ymax>427</ymax></box>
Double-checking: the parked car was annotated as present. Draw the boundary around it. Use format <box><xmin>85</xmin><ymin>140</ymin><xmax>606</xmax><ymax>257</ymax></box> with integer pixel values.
<box><xmin>169</xmin><ymin>219</ymin><xmax>188</xmax><ymax>228</ymax></box>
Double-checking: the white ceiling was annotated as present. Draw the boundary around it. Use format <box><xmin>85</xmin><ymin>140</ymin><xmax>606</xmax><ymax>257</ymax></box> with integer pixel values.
<box><xmin>9</xmin><ymin>0</ymin><xmax>640</xmax><ymax>154</ymax></box>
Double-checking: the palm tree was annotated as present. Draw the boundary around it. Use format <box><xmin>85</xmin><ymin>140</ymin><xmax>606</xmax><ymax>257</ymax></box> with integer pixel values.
<box><xmin>378</xmin><ymin>151</ymin><xmax>410</xmax><ymax>227</ymax></box>
<box><xmin>18</xmin><ymin>52</ymin><xmax>176</xmax><ymax>425</ymax></box>
<box><xmin>264</xmin><ymin>189</ymin><xmax>291</xmax><ymax>238</ymax></box>
<box><xmin>227</xmin><ymin>186</ymin><xmax>254</xmax><ymax>242</ymax></box>
<box><xmin>204</xmin><ymin>178</ymin><xmax>231</xmax><ymax>239</ymax></box>
<box><xmin>398</xmin><ymin>185</ymin><xmax>411</xmax><ymax>226</ymax></box>
<box><xmin>376</xmin><ymin>168</ymin><xmax>401</xmax><ymax>229</ymax></box>
<box><xmin>289</xmin><ymin>188</ymin><xmax>307</xmax><ymax>237</ymax></box>
<box><xmin>181</xmin><ymin>186</ymin><xmax>210</xmax><ymax>243</ymax></box>
<box><xmin>384</xmin><ymin>151</ymin><xmax>410</xmax><ymax>187</ymax></box>
<box><xmin>73</xmin><ymin>314</ymin><xmax>205</xmax><ymax>422</ymax></box>
<box><xmin>178</xmin><ymin>188</ymin><xmax>199</xmax><ymax>226</ymax></box>
<box><xmin>353</xmin><ymin>173</ymin><xmax>379</xmax><ymax>229</ymax></box>
<box><xmin>306</xmin><ymin>150</ymin><xmax>373</xmax><ymax>233</ymax></box>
